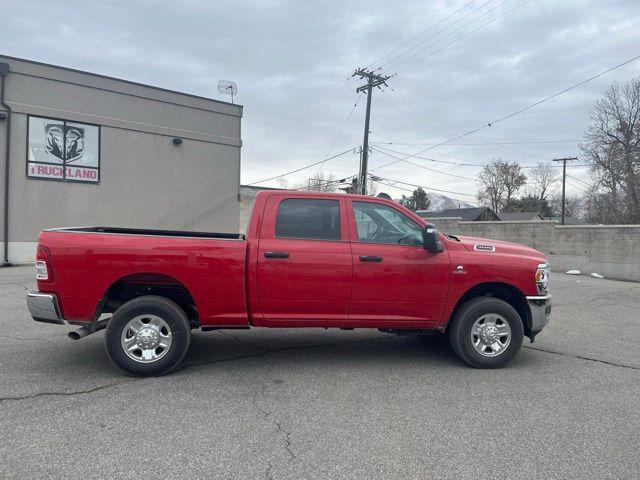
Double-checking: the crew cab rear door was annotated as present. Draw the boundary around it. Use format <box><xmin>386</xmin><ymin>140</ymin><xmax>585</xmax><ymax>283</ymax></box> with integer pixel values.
<box><xmin>347</xmin><ymin>198</ymin><xmax>451</xmax><ymax>327</ymax></box>
<box><xmin>256</xmin><ymin>195</ymin><xmax>352</xmax><ymax>326</ymax></box>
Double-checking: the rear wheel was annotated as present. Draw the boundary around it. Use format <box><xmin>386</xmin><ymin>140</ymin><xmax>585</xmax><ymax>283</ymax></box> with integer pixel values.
<box><xmin>105</xmin><ymin>295</ymin><xmax>191</xmax><ymax>376</ymax></box>
<box><xmin>448</xmin><ymin>297</ymin><xmax>523</xmax><ymax>368</ymax></box>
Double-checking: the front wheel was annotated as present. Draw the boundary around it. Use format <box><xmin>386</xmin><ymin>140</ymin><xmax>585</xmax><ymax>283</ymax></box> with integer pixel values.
<box><xmin>105</xmin><ymin>296</ymin><xmax>191</xmax><ymax>376</ymax></box>
<box><xmin>448</xmin><ymin>297</ymin><xmax>524</xmax><ymax>368</ymax></box>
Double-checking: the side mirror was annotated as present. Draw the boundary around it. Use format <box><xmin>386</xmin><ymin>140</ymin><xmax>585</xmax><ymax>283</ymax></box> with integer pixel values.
<box><xmin>422</xmin><ymin>223</ymin><xmax>444</xmax><ymax>253</ymax></box>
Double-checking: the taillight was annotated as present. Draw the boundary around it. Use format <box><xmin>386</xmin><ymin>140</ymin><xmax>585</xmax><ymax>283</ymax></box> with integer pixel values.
<box><xmin>36</xmin><ymin>246</ymin><xmax>53</xmax><ymax>282</ymax></box>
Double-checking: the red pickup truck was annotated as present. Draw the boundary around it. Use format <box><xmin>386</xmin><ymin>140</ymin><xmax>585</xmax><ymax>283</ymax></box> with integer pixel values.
<box><xmin>27</xmin><ymin>191</ymin><xmax>551</xmax><ymax>375</ymax></box>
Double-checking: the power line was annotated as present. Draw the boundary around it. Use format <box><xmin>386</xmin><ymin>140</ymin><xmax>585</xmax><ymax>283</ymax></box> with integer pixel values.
<box><xmin>371</xmin><ymin>144</ymin><xmax>493</xmax><ymax>167</ymax></box>
<box><xmin>325</xmin><ymin>94</ymin><xmax>362</xmax><ymax>157</ymax></box>
<box><xmin>377</xmin><ymin>53</ymin><xmax>640</xmax><ymax>168</ymax></box>
<box><xmin>374</xmin><ymin>95</ymin><xmax>465</xmax><ymax>142</ymax></box>
<box><xmin>385</xmin><ymin>0</ymin><xmax>516</xmax><ymax>73</ymax></box>
<box><xmin>387</xmin><ymin>90</ymin><xmax>467</xmax><ymax>134</ymax></box>
<box><xmin>373</xmin><ymin>143</ymin><xmax>489</xmax><ymax>166</ymax></box>
<box><xmin>312</xmin><ymin>173</ymin><xmax>360</xmax><ymax>188</ymax></box>
<box><xmin>565</xmin><ymin>177</ymin><xmax>589</xmax><ymax>191</ymax></box>
<box><xmin>379</xmin><ymin>0</ymin><xmax>497</xmax><ymax>71</ymax></box>
<box><xmin>371</xmin><ymin>139</ymin><xmax>580</xmax><ymax>146</ymax></box>
<box><xmin>566</xmin><ymin>174</ymin><xmax>591</xmax><ymax>188</ymax></box>
<box><xmin>246</xmin><ymin>76</ymin><xmax>352</xmax><ymax>127</ymax></box>
<box><xmin>372</xmin><ymin>144</ymin><xmax>590</xmax><ymax>170</ymax></box>
<box><xmin>366</xmin><ymin>0</ymin><xmax>478</xmax><ymax>69</ymax></box>
<box><xmin>247</xmin><ymin>147</ymin><xmax>357</xmax><ymax>185</ymax></box>
<box><xmin>392</xmin><ymin>0</ymin><xmax>533</xmax><ymax>74</ymax></box>
<box><xmin>370</xmin><ymin>146</ymin><xmax>477</xmax><ymax>180</ymax></box>
<box><xmin>247</xmin><ymin>90</ymin><xmax>357</xmax><ymax>147</ymax></box>
<box><xmin>372</xmin><ymin>175</ymin><xmax>477</xmax><ymax>197</ymax></box>
<box><xmin>386</xmin><ymin>89</ymin><xmax>543</xmax><ymax>159</ymax></box>
<box><xmin>486</xmin><ymin>54</ymin><xmax>640</xmax><ymax>125</ymax></box>
<box><xmin>374</xmin><ymin>179</ymin><xmax>416</xmax><ymax>193</ymax></box>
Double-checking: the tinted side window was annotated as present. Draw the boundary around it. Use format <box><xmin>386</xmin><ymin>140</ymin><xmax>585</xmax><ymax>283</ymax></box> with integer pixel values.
<box><xmin>275</xmin><ymin>199</ymin><xmax>341</xmax><ymax>240</ymax></box>
<box><xmin>353</xmin><ymin>201</ymin><xmax>423</xmax><ymax>245</ymax></box>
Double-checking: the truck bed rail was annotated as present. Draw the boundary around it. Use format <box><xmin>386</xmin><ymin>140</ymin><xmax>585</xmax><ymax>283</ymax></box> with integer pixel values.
<box><xmin>46</xmin><ymin>226</ymin><xmax>245</xmax><ymax>240</ymax></box>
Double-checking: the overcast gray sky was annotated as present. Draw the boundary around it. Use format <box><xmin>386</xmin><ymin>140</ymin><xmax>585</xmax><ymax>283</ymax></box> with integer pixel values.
<box><xmin>3</xmin><ymin>0</ymin><xmax>639</xmax><ymax>203</ymax></box>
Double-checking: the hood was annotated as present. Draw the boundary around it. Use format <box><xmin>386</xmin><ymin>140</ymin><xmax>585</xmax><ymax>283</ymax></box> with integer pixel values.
<box><xmin>454</xmin><ymin>235</ymin><xmax>546</xmax><ymax>261</ymax></box>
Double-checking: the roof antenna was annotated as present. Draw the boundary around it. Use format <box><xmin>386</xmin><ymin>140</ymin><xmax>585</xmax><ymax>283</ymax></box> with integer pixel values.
<box><xmin>217</xmin><ymin>80</ymin><xmax>238</xmax><ymax>104</ymax></box>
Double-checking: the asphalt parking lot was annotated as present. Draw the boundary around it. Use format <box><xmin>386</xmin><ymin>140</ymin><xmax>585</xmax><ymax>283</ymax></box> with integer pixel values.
<box><xmin>1</xmin><ymin>266</ymin><xmax>639</xmax><ymax>479</ymax></box>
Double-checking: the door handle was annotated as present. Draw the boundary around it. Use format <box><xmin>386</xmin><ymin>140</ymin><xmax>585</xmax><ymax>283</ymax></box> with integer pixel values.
<box><xmin>359</xmin><ymin>255</ymin><xmax>382</xmax><ymax>262</ymax></box>
<box><xmin>264</xmin><ymin>251</ymin><xmax>290</xmax><ymax>259</ymax></box>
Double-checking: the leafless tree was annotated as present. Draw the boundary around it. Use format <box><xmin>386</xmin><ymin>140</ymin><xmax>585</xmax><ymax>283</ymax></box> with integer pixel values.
<box><xmin>276</xmin><ymin>177</ymin><xmax>290</xmax><ymax>189</ymax></box>
<box><xmin>580</xmin><ymin>77</ymin><xmax>640</xmax><ymax>223</ymax></box>
<box><xmin>477</xmin><ymin>159</ymin><xmax>527</xmax><ymax>212</ymax></box>
<box><xmin>277</xmin><ymin>171</ymin><xmax>340</xmax><ymax>192</ymax></box>
<box><xmin>551</xmin><ymin>193</ymin><xmax>582</xmax><ymax>218</ymax></box>
<box><xmin>304</xmin><ymin>171</ymin><xmax>338</xmax><ymax>192</ymax></box>
<box><xmin>527</xmin><ymin>161</ymin><xmax>559</xmax><ymax>201</ymax></box>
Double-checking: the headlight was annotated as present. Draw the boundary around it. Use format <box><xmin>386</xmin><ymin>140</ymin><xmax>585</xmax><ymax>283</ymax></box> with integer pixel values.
<box><xmin>535</xmin><ymin>263</ymin><xmax>550</xmax><ymax>294</ymax></box>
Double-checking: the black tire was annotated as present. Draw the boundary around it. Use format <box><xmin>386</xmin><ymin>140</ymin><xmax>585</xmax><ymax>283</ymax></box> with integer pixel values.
<box><xmin>448</xmin><ymin>297</ymin><xmax>524</xmax><ymax>368</ymax></box>
<box><xmin>105</xmin><ymin>295</ymin><xmax>191</xmax><ymax>376</ymax></box>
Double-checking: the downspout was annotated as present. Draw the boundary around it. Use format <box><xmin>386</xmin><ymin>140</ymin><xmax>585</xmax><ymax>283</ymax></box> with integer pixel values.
<box><xmin>0</xmin><ymin>62</ymin><xmax>11</xmax><ymax>266</ymax></box>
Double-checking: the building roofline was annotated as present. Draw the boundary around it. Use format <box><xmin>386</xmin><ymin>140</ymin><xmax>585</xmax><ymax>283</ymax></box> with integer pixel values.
<box><xmin>240</xmin><ymin>185</ymin><xmax>285</xmax><ymax>191</ymax></box>
<box><xmin>0</xmin><ymin>54</ymin><xmax>243</xmax><ymax>110</ymax></box>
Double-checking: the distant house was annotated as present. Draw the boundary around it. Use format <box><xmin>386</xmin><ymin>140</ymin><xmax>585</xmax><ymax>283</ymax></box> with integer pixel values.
<box><xmin>416</xmin><ymin>207</ymin><xmax>500</xmax><ymax>221</ymax></box>
<box><xmin>548</xmin><ymin>216</ymin><xmax>586</xmax><ymax>225</ymax></box>
<box><xmin>499</xmin><ymin>211</ymin><xmax>545</xmax><ymax>221</ymax></box>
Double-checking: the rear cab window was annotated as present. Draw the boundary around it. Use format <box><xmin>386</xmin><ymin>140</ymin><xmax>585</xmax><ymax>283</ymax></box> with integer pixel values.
<box><xmin>275</xmin><ymin>198</ymin><xmax>341</xmax><ymax>241</ymax></box>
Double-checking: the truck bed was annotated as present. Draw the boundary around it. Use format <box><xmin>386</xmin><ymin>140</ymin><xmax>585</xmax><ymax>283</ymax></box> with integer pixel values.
<box><xmin>37</xmin><ymin>227</ymin><xmax>248</xmax><ymax>326</ymax></box>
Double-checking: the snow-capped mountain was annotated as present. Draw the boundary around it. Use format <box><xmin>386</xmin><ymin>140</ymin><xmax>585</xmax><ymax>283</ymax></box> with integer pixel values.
<box><xmin>426</xmin><ymin>193</ymin><xmax>476</xmax><ymax>211</ymax></box>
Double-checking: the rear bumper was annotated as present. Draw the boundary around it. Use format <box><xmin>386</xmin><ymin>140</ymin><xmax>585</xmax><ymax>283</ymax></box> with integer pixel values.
<box><xmin>526</xmin><ymin>294</ymin><xmax>552</xmax><ymax>333</ymax></box>
<box><xmin>27</xmin><ymin>292</ymin><xmax>65</xmax><ymax>324</ymax></box>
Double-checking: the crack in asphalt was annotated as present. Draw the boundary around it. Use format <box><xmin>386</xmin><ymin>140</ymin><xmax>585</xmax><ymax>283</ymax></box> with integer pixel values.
<box><xmin>265</xmin><ymin>461</ymin><xmax>274</xmax><ymax>480</ymax></box>
<box><xmin>0</xmin><ymin>333</ymin><xmax>54</xmax><ymax>344</ymax></box>
<box><xmin>0</xmin><ymin>335</ymin><xmax>391</xmax><ymax>404</ymax></box>
<box><xmin>524</xmin><ymin>345</ymin><xmax>640</xmax><ymax>371</ymax></box>
<box><xmin>0</xmin><ymin>378</ymin><xmax>138</xmax><ymax>403</ymax></box>
<box><xmin>275</xmin><ymin>419</ymin><xmax>295</xmax><ymax>461</ymax></box>
<box><xmin>218</xmin><ymin>330</ymin><xmax>269</xmax><ymax>351</ymax></box>
<box><xmin>545</xmin><ymin>286</ymin><xmax>640</xmax><ymax>310</ymax></box>
<box><xmin>251</xmin><ymin>383</ymin><xmax>296</xmax><ymax>480</ymax></box>
<box><xmin>585</xmin><ymin>285</ymin><xmax>640</xmax><ymax>304</ymax></box>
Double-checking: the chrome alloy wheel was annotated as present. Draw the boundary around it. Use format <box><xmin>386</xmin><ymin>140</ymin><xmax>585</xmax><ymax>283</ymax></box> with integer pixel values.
<box><xmin>470</xmin><ymin>313</ymin><xmax>512</xmax><ymax>357</ymax></box>
<box><xmin>120</xmin><ymin>314</ymin><xmax>172</xmax><ymax>363</ymax></box>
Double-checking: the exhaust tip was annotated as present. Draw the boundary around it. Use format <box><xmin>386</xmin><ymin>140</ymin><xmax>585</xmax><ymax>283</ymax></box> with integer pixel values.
<box><xmin>68</xmin><ymin>321</ymin><xmax>108</xmax><ymax>340</ymax></box>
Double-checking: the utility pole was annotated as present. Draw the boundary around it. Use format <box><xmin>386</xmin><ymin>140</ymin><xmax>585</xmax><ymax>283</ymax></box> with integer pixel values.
<box><xmin>553</xmin><ymin>157</ymin><xmax>578</xmax><ymax>225</ymax></box>
<box><xmin>352</xmin><ymin>68</ymin><xmax>392</xmax><ymax>195</ymax></box>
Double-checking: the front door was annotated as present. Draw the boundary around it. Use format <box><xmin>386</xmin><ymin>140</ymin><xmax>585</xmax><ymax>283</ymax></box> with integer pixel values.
<box><xmin>347</xmin><ymin>199</ymin><xmax>451</xmax><ymax>327</ymax></box>
<box><xmin>256</xmin><ymin>195</ymin><xmax>352</xmax><ymax>326</ymax></box>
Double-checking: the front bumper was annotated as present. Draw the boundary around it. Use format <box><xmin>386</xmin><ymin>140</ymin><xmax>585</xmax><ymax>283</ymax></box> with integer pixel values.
<box><xmin>27</xmin><ymin>292</ymin><xmax>65</xmax><ymax>324</ymax></box>
<box><xmin>526</xmin><ymin>294</ymin><xmax>552</xmax><ymax>333</ymax></box>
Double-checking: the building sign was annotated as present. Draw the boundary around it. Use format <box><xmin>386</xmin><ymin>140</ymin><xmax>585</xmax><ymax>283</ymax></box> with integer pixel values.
<box><xmin>27</xmin><ymin>116</ymin><xmax>100</xmax><ymax>183</ymax></box>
